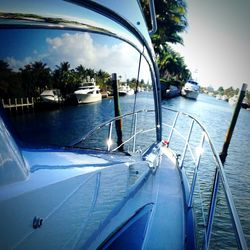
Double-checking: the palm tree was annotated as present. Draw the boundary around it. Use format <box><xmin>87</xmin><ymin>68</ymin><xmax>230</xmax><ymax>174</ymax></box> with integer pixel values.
<box><xmin>31</xmin><ymin>61</ymin><xmax>51</xmax><ymax>94</ymax></box>
<box><xmin>75</xmin><ymin>65</ymin><xmax>86</xmax><ymax>82</ymax></box>
<box><xmin>96</xmin><ymin>69</ymin><xmax>110</xmax><ymax>90</ymax></box>
<box><xmin>141</xmin><ymin>0</ymin><xmax>188</xmax><ymax>52</ymax></box>
<box><xmin>20</xmin><ymin>64</ymin><xmax>34</xmax><ymax>97</ymax></box>
<box><xmin>0</xmin><ymin>60</ymin><xmax>13</xmax><ymax>98</ymax></box>
<box><xmin>53</xmin><ymin>61</ymin><xmax>71</xmax><ymax>95</ymax></box>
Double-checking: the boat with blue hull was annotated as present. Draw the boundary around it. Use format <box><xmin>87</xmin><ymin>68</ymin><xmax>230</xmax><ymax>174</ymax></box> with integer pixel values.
<box><xmin>0</xmin><ymin>0</ymin><xmax>247</xmax><ymax>249</ymax></box>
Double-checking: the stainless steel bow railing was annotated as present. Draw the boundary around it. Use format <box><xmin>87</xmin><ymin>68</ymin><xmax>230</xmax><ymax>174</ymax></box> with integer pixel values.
<box><xmin>71</xmin><ymin>107</ymin><xmax>247</xmax><ymax>249</ymax></box>
<box><xmin>161</xmin><ymin>107</ymin><xmax>247</xmax><ymax>250</ymax></box>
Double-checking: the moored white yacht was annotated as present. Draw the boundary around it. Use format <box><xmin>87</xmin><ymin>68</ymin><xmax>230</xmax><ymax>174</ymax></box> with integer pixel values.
<box><xmin>181</xmin><ymin>79</ymin><xmax>200</xmax><ymax>100</ymax></box>
<box><xmin>40</xmin><ymin>89</ymin><xmax>63</xmax><ymax>104</ymax></box>
<box><xmin>229</xmin><ymin>95</ymin><xmax>238</xmax><ymax>106</ymax></box>
<box><xmin>74</xmin><ymin>77</ymin><xmax>102</xmax><ymax>104</ymax></box>
<box><xmin>118</xmin><ymin>84</ymin><xmax>127</xmax><ymax>96</ymax></box>
<box><xmin>118</xmin><ymin>84</ymin><xmax>134</xmax><ymax>96</ymax></box>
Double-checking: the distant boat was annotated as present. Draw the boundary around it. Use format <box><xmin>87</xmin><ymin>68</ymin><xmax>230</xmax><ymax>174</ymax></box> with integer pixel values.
<box><xmin>74</xmin><ymin>77</ymin><xmax>102</xmax><ymax>104</ymax></box>
<box><xmin>40</xmin><ymin>89</ymin><xmax>63</xmax><ymax>104</ymax></box>
<box><xmin>216</xmin><ymin>94</ymin><xmax>228</xmax><ymax>101</ymax></box>
<box><xmin>161</xmin><ymin>84</ymin><xmax>180</xmax><ymax>99</ymax></box>
<box><xmin>215</xmin><ymin>94</ymin><xmax>222</xmax><ymax>100</ymax></box>
<box><xmin>181</xmin><ymin>80</ymin><xmax>200</xmax><ymax>100</ymax></box>
<box><xmin>221</xmin><ymin>95</ymin><xmax>229</xmax><ymax>101</ymax></box>
<box><xmin>228</xmin><ymin>95</ymin><xmax>238</xmax><ymax>106</ymax></box>
<box><xmin>118</xmin><ymin>84</ymin><xmax>134</xmax><ymax>96</ymax></box>
<box><xmin>127</xmin><ymin>88</ymin><xmax>134</xmax><ymax>95</ymax></box>
<box><xmin>242</xmin><ymin>97</ymin><xmax>250</xmax><ymax>109</ymax></box>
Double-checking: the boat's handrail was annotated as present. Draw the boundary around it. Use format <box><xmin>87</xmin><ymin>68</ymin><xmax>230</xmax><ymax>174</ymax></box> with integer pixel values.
<box><xmin>161</xmin><ymin>106</ymin><xmax>247</xmax><ymax>250</ymax></box>
<box><xmin>70</xmin><ymin>109</ymin><xmax>155</xmax><ymax>149</ymax></box>
<box><xmin>70</xmin><ymin>107</ymin><xmax>247</xmax><ymax>249</ymax></box>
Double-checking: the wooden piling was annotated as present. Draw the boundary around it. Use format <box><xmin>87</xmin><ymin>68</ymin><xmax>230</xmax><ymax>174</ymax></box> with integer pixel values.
<box><xmin>15</xmin><ymin>98</ymin><xmax>17</xmax><ymax>111</ymax></box>
<box><xmin>21</xmin><ymin>98</ymin><xmax>23</xmax><ymax>111</ymax></box>
<box><xmin>112</xmin><ymin>73</ymin><xmax>124</xmax><ymax>151</ymax></box>
<box><xmin>8</xmin><ymin>98</ymin><xmax>11</xmax><ymax>111</ymax></box>
<box><xmin>220</xmin><ymin>83</ymin><xmax>248</xmax><ymax>164</ymax></box>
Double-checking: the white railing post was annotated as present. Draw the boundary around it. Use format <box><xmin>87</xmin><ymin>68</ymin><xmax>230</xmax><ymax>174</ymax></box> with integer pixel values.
<box><xmin>107</xmin><ymin>122</ymin><xmax>113</xmax><ymax>152</ymax></box>
<box><xmin>132</xmin><ymin>113</ymin><xmax>138</xmax><ymax>153</ymax></box>
<box><xmin>167</xmin><ymin>112</ymin><xmax>179</xmax><ymax>144</ymax></box>
<box><xmin>179</xmin><ymin>120</ymin><xmax>194</xmax><ymax>169</ymax></box>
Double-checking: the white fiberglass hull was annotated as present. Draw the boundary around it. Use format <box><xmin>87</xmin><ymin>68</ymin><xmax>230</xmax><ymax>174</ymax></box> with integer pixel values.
<box><xmin>118</xmin><ymin>91</ymin><xmax>127</xmax><ymax>96</ymax></box>
<box><xmin>127</xmin><ymin>89</ymin><xmax>134</xmax><ymax>95</ymax></box>
<box><xmin>0</xmin><ymin>144</ymin><xmax>187</xmax><ymax>250</ymax></box>
<box><xmin>40</xmin><ymin>95</ymin><xmax>60</xmax><ymax>103</ymax></box>
<box><xmin>182</xmin><ymin>89</ymin><xmax>199</xmax><ymax>100</ymax></box>
<box><xmin>182</xmin><ymin>80</ymin><xmax>200</xmax><ymax>100</ymax></box>
<box><xmin>75</xmin><ymin>93</ymin><xmax>102</xmax><ymax>104</ymax></box>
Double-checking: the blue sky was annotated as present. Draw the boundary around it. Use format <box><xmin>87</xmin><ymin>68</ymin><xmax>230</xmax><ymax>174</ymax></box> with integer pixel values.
<box><xmin>171</xmin><ymin>0</ymin><xmax>250</xmax><ymax>90</ymax></box>
<box><xmin>0</xmin><ymin>29</ymin><xmax>59</xmax><ymax>60</ymax></box>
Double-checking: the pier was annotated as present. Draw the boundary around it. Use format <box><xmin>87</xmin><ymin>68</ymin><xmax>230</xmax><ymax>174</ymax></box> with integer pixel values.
<box><xmin>1</xmin><ymin>98</ymin><xmax>35</xmax><ymax>112</ymax></box>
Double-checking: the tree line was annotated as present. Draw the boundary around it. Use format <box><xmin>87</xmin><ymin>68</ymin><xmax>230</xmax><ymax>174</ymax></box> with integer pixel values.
<box><xmin>216</xmin><ymin>86</ymin><xmax>250</xmax><ymax>102</ymax></box>
<box><xmin>0</xmin><ymin>60</ymin><xmax>149</xmax><ymax>99</ymax></box>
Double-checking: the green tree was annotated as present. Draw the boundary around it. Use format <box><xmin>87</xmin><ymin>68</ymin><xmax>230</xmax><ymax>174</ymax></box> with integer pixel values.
<box><xmin>20</xmin><ymin>64</ymin><xmax>34</xmax><ymax>97</ymax></box>
<box><xmin>141</xmin><ymin>0</ymin><xmax>190</xmax><ymax>86</ymax></box>
<box><xmin>75</xmin><ymin>65</ymin><xmax>86</xmax><ymax>82</ymax></box>
<box><xmin>96</xmin><ymin>69</ymin><xmax>110</xmax><ymax>90</ymax></box>
<box><xmin>157</xmin><ymin>44</ymin><xmax>190</xmax><ymax>84</ymax></box>
<box><xmin>0</xmin><ymin>60</ymin><xmax>12</xmax><ymax>98</ymax></box>
<box><xmin>31</xmin><ymin>61</ymin><xmax>52</xmax><ymax>94</ymax></box>
<box><xmin>142</xmin><ymin>0</ymin><xmax>187</xmax><ymax>49</ymax></box>
<box><xmin>19</xmin><ymin>61</ymin><xmax>52</xmax><ymax>97</ymax></box>
<box><xmin>53</xmin><ymin>61</ymin><xmax>72</xmax><ymax>95</ymax></box>
<box><xmin>217</xmin><ymin>86</ymin><xmax>224</xmax><ymax>94</ymax></box>
<box><xmin>0</xmin><ymin>60</ymin><xmax>24</xmax><ymax>98</ymax></box>
<box><xmin>224</xmin><ymin>87</ymin><xmax>236</xmax><ymax>98</ymax></box>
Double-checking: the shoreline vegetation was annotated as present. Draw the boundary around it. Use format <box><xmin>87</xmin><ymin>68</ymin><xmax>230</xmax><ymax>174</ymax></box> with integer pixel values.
<box><xmin>0</xmin><ymin>60</ymin><xmax>151</xmax><ymax>102</ymax></box>
<box><xmin>200</xmin><ymin>86</ymin><xmax>250</xmax><ymax>107</ymax></box>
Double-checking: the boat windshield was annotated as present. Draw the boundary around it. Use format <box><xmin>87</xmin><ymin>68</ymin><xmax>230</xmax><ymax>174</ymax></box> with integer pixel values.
<box><xmin>0</xmin><ymin>28</ymin><xmax>156</xmax><ymax>152</ymax></box>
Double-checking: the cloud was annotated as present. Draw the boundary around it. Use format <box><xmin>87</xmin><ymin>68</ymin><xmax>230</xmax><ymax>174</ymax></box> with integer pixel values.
<box><xmin>45</xmin><ymin>32</ymin><xmax>96</xmax><ymax>67</ymax></box>
<box><xmin>5</xmin><ymin>32</ymin><xmax>151</xmax><ymax>82</ymax></box>
<box><xmin>44</xmin><ymin>32</ymin><xmax>150</xmax><ymax>81</ymax></box>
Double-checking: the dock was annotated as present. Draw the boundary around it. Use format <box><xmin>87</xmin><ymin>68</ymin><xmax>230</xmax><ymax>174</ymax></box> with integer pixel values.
<box><xmin>1</xmin><ymin>98</ymin><xmax>35</xmax><ymax>112</ymax></box>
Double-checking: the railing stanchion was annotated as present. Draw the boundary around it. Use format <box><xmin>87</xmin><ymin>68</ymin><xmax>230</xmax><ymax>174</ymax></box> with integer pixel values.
<box><xmin>179</xmin><ymin>119</ymin><xmax>194</xmax><ymax>169</ymax></box>
<box><xmin>204</xmin><ymin>167</ymin><xmax>220</xmax><ymax>249</ymax></box>
<box><xmin>107</xmin><ymin>122</ymin><xmax>113</xmax><ymax>152</ymax></box>
<box><xmin>132</xmin><ymin>113</ymin><xmax>138</xmax><ymax>153</ymax></box>
<box><xmin>167</xmin><ymin>112</ymin><xmax>179</xmax><ymax>144</ymax></box>
<box><xmin>188</xmin><ymin>132</ymin><xmax>206</xmax><ymax>207</ymax></box>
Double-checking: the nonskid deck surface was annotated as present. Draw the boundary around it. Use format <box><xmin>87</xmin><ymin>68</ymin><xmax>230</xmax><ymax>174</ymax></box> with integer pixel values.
<box><xmin>143</xmin><ymin>153</ymin><xmax>185</xmax><ymax>250</ymax></box>
<box><xmin>0</xmin><ymin>148</ymin><xmax>185</xmax><ymax>249</ymax></box>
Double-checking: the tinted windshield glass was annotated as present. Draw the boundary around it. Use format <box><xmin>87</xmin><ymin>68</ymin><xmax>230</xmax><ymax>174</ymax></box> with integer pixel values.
<box><xmin>0</xmin><ymin>28</ymin><xmax>155</xmax><ymax>151</ymax></box>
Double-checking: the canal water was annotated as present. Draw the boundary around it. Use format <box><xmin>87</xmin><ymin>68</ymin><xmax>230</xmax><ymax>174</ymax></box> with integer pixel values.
<box><xmin>7</xmin><ymin>92</ymin><xmax>250</xmax><ymax>248</ymax></box>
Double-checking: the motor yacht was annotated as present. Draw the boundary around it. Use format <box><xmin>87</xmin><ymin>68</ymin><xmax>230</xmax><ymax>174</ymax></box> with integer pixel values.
<box><xmin>40</xmin><ymin>89</ymin><xmax>63</xmax><ymax>104</ymax></box>
<box><xmin>181</xmin><ymin>80</ymin><xmax>200</xmax><ymax>100</ymax></box>
<box><xmin>74</xmin><ymin>77</ymin><xmax>102</xmax><ymax>104</ymax></box>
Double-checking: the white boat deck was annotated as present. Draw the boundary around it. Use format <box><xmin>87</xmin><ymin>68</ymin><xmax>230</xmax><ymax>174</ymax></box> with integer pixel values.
<box><xmin>0</xmin><ymin>147</ymin><xmax>187</xmax><ymax>249</ymax></box>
